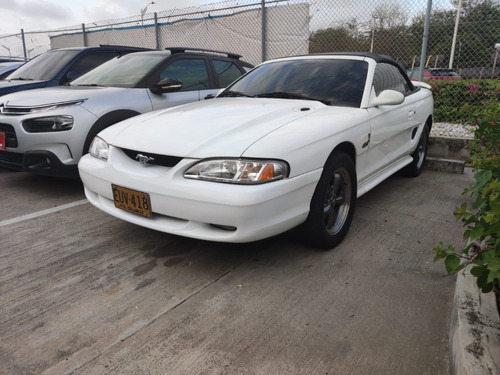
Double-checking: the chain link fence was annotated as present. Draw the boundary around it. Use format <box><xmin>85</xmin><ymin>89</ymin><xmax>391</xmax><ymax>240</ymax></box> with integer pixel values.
<box><xmin>1</xmin><ymin>0</ymin><xmax>499</xmax><ymax>120</ymax></box>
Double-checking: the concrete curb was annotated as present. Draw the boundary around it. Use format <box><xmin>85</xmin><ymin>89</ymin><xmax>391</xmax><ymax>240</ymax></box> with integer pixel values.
<box><xmin>425</xmin><ymin>156</ymin><xmax>465</xmax><ymax>174</ymax></box>
<box><xmin>426</xmin><ymin>136</ymin><xmax>470</xmax><ymax>174</ymax></box>
<box><xmin>427</xmin><ymin>134</ymin><xmax>500</xmax><ymax>374</ymax></box>
<box><xmin>449</xmin><ymin>267</ymin><xmax>500</xmax><ymax>375</ymax></box>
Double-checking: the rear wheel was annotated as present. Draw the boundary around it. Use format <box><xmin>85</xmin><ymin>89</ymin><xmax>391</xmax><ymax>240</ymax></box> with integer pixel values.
<box><xmin>400</xmin><ymin>124</ymin><xmax>429</xmax><ymax>177</ymax></box>
<box><xmin>300</xmin><ymin>151</ymin><xmax>357</xmax><ymax>249</ymax></box>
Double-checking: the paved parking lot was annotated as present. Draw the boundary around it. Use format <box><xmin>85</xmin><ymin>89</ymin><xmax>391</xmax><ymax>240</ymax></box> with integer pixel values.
<box><xmin>0</xmin><ymin>166</ymin><xmax>472</xmax><ymax>375</ymax></box>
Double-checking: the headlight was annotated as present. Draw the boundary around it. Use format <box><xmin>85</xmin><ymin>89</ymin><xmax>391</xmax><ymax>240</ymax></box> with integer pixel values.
<box><xmin>22</xmin><ymin>116</ymin><xmax>74</xmax><ymax>133</ymax></box>
<box><xmin>184</xmin><ymin>159</ymin><xmax>289</xmax><ymax>184</ymax></box>
<box><xmin>89</xmin><ymin>136</ymin><xmax>109</xmax><ymax>161</ymax></box>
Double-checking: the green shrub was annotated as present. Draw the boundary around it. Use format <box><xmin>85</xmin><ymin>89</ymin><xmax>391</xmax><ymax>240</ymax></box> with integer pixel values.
<box><xmin>434</xmin><ymin>101</ymin><xmax>500</xmax><ymax>294</ymax></box>
<box><xmin>431</xmin><ymin>79</ymin><xmax>500</xmax><ymax>123</ymax></box>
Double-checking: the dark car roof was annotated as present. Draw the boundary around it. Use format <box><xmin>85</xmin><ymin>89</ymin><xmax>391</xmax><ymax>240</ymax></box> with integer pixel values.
<box><xmin>0</xmin><ymin>58</ymin><xmax>25</xmax><ymax>63</ymax></box>
<box><xmin>129</xmin><ymin>47</ymin><xmax>253</xmax><ymax>68</ymax></box>
<box><xmin>41</xmin><ymin>45</ymin><xmax>150</xmax><ymax>54</ymax></box>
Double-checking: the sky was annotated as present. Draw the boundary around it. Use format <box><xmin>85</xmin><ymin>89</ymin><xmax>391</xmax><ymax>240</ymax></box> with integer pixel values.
<box><xmin>0</xmin><ymin>0</ymin><xmax>218</xmax><ymax>35</ymax></box>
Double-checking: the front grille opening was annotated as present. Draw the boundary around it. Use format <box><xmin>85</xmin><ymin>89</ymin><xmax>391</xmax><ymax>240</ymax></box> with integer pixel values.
<box><xmin>0</xmin><ymin>106</ymin><xmax>32</xmax><ymax>116</ymax></box>
<box><xmin>210</xmin><ymin>224</ymin><xmax>237</xmax><ymax>232</ymax></box>
<box><xmin>0</xmin><ymin>123</ymin><xmax>18</xmax><ymax>147</ymax></box>
<box><xmin>121</xmin><ymin>148</ymin><xmax>183</xmax><ymax>168</ymax></box>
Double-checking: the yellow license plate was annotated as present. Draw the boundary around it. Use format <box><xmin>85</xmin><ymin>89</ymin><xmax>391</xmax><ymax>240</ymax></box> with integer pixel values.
<box><xmin>112</xmin><ymin>184</ymin><xmax>152</xmax><ymax>218</ymax></box>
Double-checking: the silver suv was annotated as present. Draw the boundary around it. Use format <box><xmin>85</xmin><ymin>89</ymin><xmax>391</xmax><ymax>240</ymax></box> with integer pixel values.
<box><xmin>0</xmin><ymin>48</ymin><xmax>252</xmax><ymax>176</ymax></box>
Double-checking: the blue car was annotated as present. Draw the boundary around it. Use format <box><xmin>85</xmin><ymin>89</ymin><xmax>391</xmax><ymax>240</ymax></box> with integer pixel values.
<box><xmin>0</xmin><ymin>45</ymin><xmax>148</xmax><ymax>96</ymax></box>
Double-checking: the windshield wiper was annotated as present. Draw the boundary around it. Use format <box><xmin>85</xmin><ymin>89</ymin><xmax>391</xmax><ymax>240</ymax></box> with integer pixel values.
<box><xmin>74</xmin><ymin>83</ymin><xmax>104</xmax><ymax>87</ymax></box>
<box><xmin>219</xmin><ymin>90</ymin><xmax>253</xmax><ymax>98</ymax></box>
<box><xmin>9</xmin><ymin>77</ymin><xmax>33</xmax><ymax>81</ymax></box>
<box><xmin>255</xmin><ymin>91</ymin><xmax>330</xmax><ymax>105</ymax></box>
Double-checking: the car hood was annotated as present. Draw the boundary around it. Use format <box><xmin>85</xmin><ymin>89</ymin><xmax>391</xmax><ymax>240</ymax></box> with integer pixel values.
<box><xmin>0</xmin><ymin>79</ymin><xmax>49</xmax><ymax>95</ymax></box>
<box><xmin>0</xmin><ymin>86</ymin><xmax>128</xmax><ymax>107</ymax></box>
<box><xmin>101</xmin><ymin>98</ymin><xmax>355</xmax><ymax>159</ymax></box>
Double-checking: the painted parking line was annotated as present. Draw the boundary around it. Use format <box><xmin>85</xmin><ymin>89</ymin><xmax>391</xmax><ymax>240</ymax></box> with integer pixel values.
<box><xmin>0</xmin><ymin>199</ymin><xmax>88</xmax><ymax>228</ymax></box>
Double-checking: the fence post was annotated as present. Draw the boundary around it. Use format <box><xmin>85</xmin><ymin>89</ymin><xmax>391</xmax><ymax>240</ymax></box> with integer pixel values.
<box><xmin>21</xmin><ymin>29</ymin><xmax>27</xmax><ymax>61</ymax></box>
<box><xmin>261</xmin><ymin>0</ymin><xmax>267</xmax><ymax>63</ymax></box>
<box><xmin>154</xmin><ymin>12</ymin><xmax>160</xmax><ymax>50</ymax></box>
<box><xmin>82</xmin><ymin>23</ymin><xmax>87</xmax><ymax>47</ymax></box>
<box><xmin>418</xmin><ymin>0</ymin><xmax>432</xmax><ymax>81</ymax></box>
<box><xmin>449</xmin><ymin>0</ymin><xmax>462</xmax><ymax>69</ymax></box>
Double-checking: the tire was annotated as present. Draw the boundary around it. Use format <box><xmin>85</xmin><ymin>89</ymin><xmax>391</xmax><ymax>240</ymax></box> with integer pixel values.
<box><xmin>299</xmin><ymin>151</ymin><xmax>357</xmax><ymax>249</ymax></box>
<box><xmin>400</xmin><ymin>124</ymin><xmax>429</xmax><ymax>177</ymax></box>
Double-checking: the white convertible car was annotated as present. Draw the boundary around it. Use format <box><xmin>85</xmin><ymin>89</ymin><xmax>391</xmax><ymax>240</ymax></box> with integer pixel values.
<box><xmin>78</xmin><ymin>53</ymin><xmax>433</xmax><ymax>249</ymax></box>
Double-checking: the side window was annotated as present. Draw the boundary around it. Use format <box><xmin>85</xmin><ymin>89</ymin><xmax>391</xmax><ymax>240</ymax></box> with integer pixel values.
<box><xmin>373</xmin><ymin>63</ymin><xmax>412</xmax><ymax>96</ymax></box>
<box><xmin>213</xmin><ymin>59</ymin><xmax>243</xmax><ymax>87</ymax></box>
<box><xmin>160</xmin><ymin>58</ymin><xmax>209</xmax><ymax>91</ymax></box>
<box><xmin>65</xmin><ymin>52</ymin><xmax>117</xmax><ymax>82</ymax></box>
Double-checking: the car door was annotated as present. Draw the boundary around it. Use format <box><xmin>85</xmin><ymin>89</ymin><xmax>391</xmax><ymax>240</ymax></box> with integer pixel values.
<box><xmin>147</xmin><ymin>56</ymin><xmax>215</xmax><ymax>110</ymax></box>
<box><xmin>363</xmin><ymin>62</ymin><xmax>421</xmax><ymax>178</ymax></box>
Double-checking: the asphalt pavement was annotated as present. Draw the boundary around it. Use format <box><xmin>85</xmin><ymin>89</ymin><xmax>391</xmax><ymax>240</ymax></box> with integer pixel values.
<box><xmin>0</xmin><ymin>167</ymin><xmax>473</xmax><ymax>375</ymax></box>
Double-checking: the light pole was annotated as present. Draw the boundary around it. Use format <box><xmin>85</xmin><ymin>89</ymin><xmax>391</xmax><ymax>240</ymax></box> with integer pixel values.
<box><xmin>493</xmin><ymin>43</ymin><xmax>500</xmax><ymax>78</ymax></box>
<box><xmin>449</xmin><ymin>0</ymin><xmax>462</xmax><ymax>69</ymax></box>
<box><xmin>370</xmin><ymin>16</ymin><xmax>379</xmax><ymax>53</ymax></box>
<box><xmin>141</xmin><ymin>1</ymin><xmax>155</xmax><ymax>24</ymax></box>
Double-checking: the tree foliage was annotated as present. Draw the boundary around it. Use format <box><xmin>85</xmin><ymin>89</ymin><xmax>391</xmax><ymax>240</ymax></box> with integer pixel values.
<box><xmin>308</xmin><ymin>0</ymin><xmax>500</xmax><ymax>69</ymax></box>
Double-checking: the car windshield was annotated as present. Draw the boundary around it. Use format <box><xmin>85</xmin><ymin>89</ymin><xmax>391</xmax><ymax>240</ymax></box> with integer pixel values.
<box><xmin>221</xmin><ymin>59</ymin><xmax>368</xmax><ymax>107</ymax></box>
<box><xmin>8</xmin><ymin>50</ymin><xmax>80</xmax><ymax>81</ymax></box>
<box><xmin>433</xmin><ymin>70</ymin><xmax>459</xmax><ymax>77</ymax></box>
<box><xmin>70</xmin><ymin>53</ymin><xmax>166</xmax><ymax>88</ymax></box>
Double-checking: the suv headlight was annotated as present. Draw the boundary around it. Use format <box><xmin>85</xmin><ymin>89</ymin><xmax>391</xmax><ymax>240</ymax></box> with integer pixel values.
<box><xmin>22</xmin><ymin>116</ymin><xmax>74</xmax><ymax>133</ymax></box>
<box><xmin>184</xmin><ymin>159</ymin><xmax>289</xmax><ymax>184</ymax></box>
<box><xmin>89</xmin><ymin>136</ymin><xmax>109</xmax><ymax>161</ymax></box>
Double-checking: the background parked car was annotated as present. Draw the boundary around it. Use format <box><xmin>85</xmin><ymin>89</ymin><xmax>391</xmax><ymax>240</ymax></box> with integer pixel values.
<box><xmin>0</xmin><ymin>61</ymin><xmax>24</xmax><ymax>79</ymax></box>
<box><xmin>407</xmin><ymin>68</ymin><xmax>461</xmax><ymax>81</ymax></box>
<box><xmin>0</xmin><ymin>45</ymin><xmax>149</xmax><ymax>96</ymax></box>
<box><xmin>0</xmin><ymin>47</ymin><xmax>253</xmax><ymax>177</ymax></box>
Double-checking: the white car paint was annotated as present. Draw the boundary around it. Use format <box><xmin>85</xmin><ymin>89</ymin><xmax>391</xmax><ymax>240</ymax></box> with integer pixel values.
<box><xmin>78</xmin><ymin>53</ymin><xmax>433</xmax><ymax>246</ymax></box>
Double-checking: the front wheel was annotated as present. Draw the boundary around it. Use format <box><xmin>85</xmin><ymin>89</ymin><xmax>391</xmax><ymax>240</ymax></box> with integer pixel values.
<box><xmin>299</xmin><ymin>151</ymin><xmax>357</xmax><ymax>249</ymax></box>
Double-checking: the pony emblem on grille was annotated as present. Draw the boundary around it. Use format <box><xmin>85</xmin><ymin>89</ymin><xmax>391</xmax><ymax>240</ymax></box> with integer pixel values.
<box><xmin>135</xmin><ymin>153</ymin><xmax>155</xmax><ymax>166</ymax></box>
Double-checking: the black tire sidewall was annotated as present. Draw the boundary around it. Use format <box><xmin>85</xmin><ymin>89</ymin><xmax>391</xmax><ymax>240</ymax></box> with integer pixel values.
<box><xmin>302</xmin><ymin>151</ymin><xmax>357</xmax><ymax>249</ymax></box>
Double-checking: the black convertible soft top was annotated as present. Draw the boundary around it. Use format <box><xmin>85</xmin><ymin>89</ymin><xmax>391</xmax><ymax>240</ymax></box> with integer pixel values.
<box><xmin>312</xmin><ymin>51</ymin><xmax>394</xmax><ymax>62</ymax></box>
<box><xmin>307</xmin><ymin>52</ymin><xmax>414</xmax><ymax>88</ymax></box>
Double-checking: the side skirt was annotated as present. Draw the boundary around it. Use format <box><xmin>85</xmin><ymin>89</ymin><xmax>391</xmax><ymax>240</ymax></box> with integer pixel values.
<box><xmin>357</xmin><ymin>155</ymin><xmax>413</xmax><ymax>198</ymax></box>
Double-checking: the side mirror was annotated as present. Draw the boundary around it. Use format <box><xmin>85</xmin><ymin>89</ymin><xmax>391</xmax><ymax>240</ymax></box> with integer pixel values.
<box><xmin>371</xmin><ymin>90</ymin><xmax>405</xmax><ymax>107</ymax></box>
<box><xmin>150</xmin><ymin>78</ymin><xmax>183</xmax><ymax>95</ymax></box>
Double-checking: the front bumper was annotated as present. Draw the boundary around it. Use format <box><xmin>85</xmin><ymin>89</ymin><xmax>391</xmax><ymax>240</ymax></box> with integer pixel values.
<box><xmin>0</xmin><ymin>150</ymin><xmax>79</xmax><ymax>177</ymax></box>
<box><xmin>0</xmin><ymin>107</ymin><xmax>97</xmax><ymax>177</ymax></box>
<box><xmin>78</xmin><ymin>147</ymin><xmax>322</xmax><ymax>243</ymax></box>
